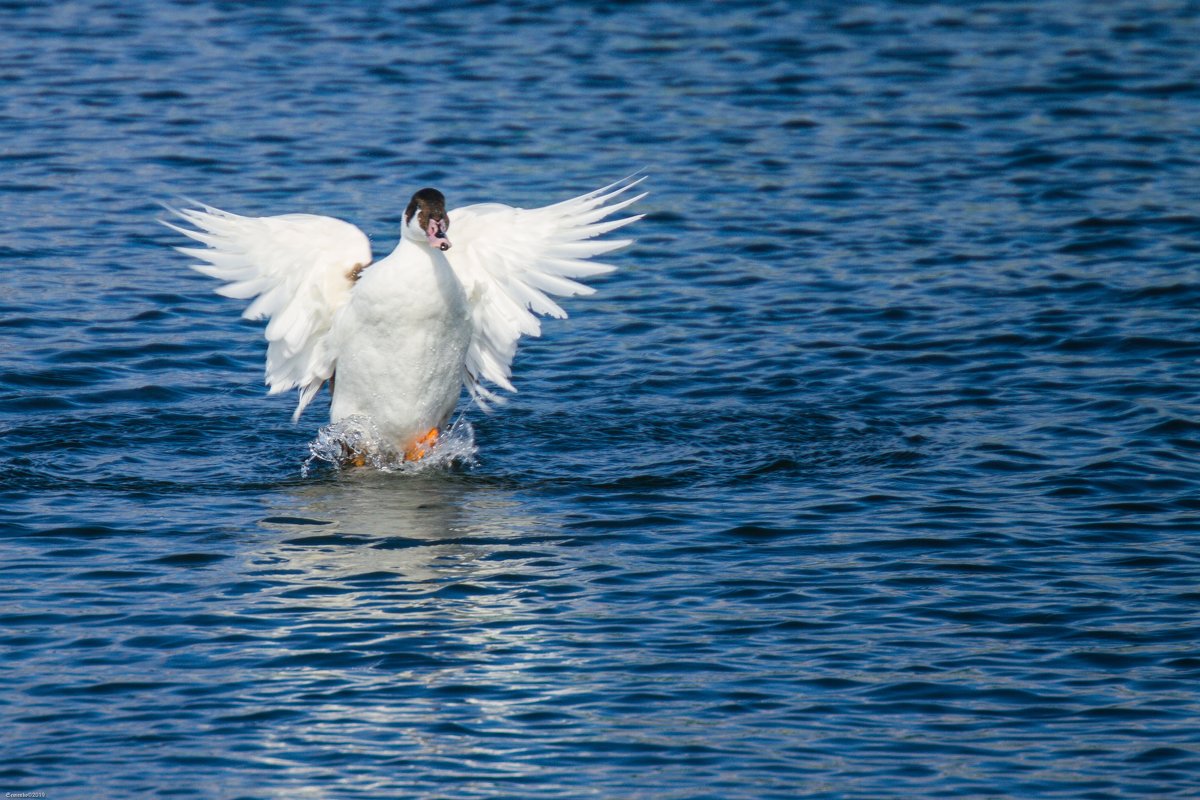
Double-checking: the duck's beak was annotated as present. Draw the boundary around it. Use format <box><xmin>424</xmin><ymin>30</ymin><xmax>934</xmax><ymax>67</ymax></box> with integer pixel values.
<box><xmin>426</xmin><ymin>218</ymin><xmax>451</xmax><ymax>251</ymax></box>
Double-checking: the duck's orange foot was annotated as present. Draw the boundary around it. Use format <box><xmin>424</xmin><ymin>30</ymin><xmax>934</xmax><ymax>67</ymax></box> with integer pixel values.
<box><xmin>404</xmin><ymin>428</ymin><xmax>439</xmax><ymax>462</ymax></box>
<box><xmin>338</xmin><ymin>445</ymin><xmax>367</xmax><ymax>468</ymax></box>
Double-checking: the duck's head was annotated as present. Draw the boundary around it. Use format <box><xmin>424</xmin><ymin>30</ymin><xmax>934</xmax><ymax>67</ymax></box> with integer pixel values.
<box><xmin>403</xmin><ymin>187</ymin><xmax>451</xmax><ymax>251</ymax></box>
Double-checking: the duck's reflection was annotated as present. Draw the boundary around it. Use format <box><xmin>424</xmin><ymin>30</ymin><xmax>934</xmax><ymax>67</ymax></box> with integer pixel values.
<box><xmin>221</xmin><ymin>473</ymin><xmax>577</xmax><ymax>796</ymax></box>
<box><xmin>254</xmin><ymin>471</ymin><xmax>537</xmax><ymax>585</ymax></box>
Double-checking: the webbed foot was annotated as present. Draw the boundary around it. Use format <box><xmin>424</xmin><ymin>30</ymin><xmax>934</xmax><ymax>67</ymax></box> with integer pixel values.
<box><xmin>404</xmin><ymin>428</ymin><xmax>439</xmax><ymax>461</ymax></box>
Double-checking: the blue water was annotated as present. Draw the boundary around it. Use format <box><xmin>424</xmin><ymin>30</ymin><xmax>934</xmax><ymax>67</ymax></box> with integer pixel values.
<box><xmin>3</xmin><ymin>1</ymin><xmax>1200</xmax><ymax>797</ymax></box>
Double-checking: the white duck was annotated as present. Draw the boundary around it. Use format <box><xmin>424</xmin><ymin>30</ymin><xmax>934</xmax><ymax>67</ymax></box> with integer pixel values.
<box><xmin>165</xmin><ymin>177</ymin><xmax>645</xmax><ymax>461</ymax></box>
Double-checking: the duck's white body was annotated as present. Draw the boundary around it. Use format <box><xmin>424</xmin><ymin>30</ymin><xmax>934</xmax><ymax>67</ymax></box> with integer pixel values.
<box><xmin>330</xmin><ymin>241</ymin><xmax>471</xmax><ymax>449</ymax></box>
<box><xmin>165</xmin><ymin>177</ymin><xmax>645</xmax><ymax>459</ymax></box>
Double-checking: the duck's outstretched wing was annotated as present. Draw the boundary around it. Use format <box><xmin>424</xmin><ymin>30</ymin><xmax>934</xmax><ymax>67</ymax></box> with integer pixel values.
<box><xmin>162</xmin><ymin>204</ymin><xmax>372</xmax><ymax>420</ymax></box>
<box><xmin>445</xmin><ymin>176</ymin><xmax>645</xmax><ymax>409</ymax></box>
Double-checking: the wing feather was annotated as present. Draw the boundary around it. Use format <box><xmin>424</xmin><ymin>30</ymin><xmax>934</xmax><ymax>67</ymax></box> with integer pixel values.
<box><xmin>445</xmin><ymin>176</ymin><xmax>645</xmax><ymax>408</ymax></box>
<box><xmin>163</xmin><ymin>204</ymin><xmax>372</xmax><ymax>420</ymax></box>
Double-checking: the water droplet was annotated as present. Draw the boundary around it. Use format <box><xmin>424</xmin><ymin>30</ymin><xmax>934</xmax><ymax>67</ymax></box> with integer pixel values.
<box><xmin>302</xmin><ymin>414</ymin><xmax>477</xmax><ymax>475</ymax></box>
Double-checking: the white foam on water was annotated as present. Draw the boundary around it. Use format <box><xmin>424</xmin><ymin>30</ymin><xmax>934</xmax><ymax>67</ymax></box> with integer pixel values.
<box><xmin>302</xmin><ymin>414</ymin><xmax>477</xmax><ymax>476</ymax></box>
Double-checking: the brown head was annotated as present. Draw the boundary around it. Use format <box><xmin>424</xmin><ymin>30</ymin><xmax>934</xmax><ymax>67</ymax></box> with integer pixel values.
<box><xmin>404</xmin><ymin>187</ymin><xmax>451</xmax><ymax>251</ymax></box>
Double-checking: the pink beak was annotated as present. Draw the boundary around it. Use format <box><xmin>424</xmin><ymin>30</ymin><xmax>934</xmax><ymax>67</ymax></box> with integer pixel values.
<box><xmin>426</xmin><ymin>218</ymin><xmax>451</xmax><ymax>251</ymax></box>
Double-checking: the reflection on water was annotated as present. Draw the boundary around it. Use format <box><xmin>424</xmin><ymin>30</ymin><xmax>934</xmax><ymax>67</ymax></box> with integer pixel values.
<box><xmin>259</xmin><ymin>471</ymin><xmax>541</xmax><ymax>582</ymax></box>
<box><xmin>227</xmin><ymin>474</ymin><xmax>586</xmax><ymax>798</ymax></box>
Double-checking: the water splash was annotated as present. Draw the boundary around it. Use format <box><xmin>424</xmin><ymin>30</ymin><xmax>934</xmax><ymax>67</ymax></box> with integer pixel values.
<box><xmin>302</xmin><ymin>414</ymin><xmax>477</xmax><ymax>476</ymax></box>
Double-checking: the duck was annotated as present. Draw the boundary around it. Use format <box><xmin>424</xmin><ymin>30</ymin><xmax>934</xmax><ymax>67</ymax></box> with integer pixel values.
<box><xmin>164</xmin><ymin>176</ymin><xmax>645</xmax><ymax>462</ymax></box>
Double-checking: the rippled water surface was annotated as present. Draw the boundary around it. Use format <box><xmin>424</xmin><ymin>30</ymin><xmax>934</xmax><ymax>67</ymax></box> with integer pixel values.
<box><xmin>3</xmin><ymin>2</ymin><xmax>1200</xmax><ymax>798</ymax></box>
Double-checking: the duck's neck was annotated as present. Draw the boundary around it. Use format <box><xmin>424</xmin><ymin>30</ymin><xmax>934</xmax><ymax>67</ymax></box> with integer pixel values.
<box><xmin>391</xmin><ymin>236</ymin><xmax>420</xmax><ymax>258</ymax></box>
<box><xmin>387</xmin><ymin>237</ymin><xmax>452</xmax><ymax>276</ymax></box>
